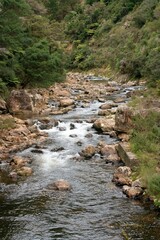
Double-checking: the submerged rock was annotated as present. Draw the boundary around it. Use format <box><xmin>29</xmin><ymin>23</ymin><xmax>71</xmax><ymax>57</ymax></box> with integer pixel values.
<box><xmin>48</xmin><ymin>179</ymin><xmax>72</xmax><ymax>191</ymax></box>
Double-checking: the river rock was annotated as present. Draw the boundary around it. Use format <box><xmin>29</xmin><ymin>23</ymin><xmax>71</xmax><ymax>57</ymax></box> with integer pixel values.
<box><xmin>59</xmin><ymin>98</ymin><xmax>74</xmax><ymax>107</ymax></box>
<box><xmin>9</xmin><ymin>171</ymin><xmax>18</xmax><ymax>181</ymax></box>
<box><xmin>114</xmin><ymin>97</ymin><xmax>126</xmax><ymax>103</ymax></box>
<box><xmin>100</xmin><ymin>144</ymin><xmax>117</xmax><ymax>156</ymax></box>
<box><xmin>100</xmin><ymin>144</ymin><xmax>120</xmax><ymax>163</ymax></box>
<box><xmin>10</xmin><ymin>156</ymin><xmax>28</xmax><ymax>168</ymax></box>
<box><xmin>115</xmin><ymin>105</ymin><xmax>133</xmax><ymax>133</ymax></box>
<box><xmin>51</xmin><ymin>147</ymin><xmax>65</xmax><ymax>152</ymax></box>
<box><xmin>112</xmin><ymin>166</ymin><xmax>132</xmax><ymax>186</ymax></box>
<box><xmin>31</xmin><ymin>149</ymin><xmax>43</xmax><ymax>154</ymax></box>
<box><xmin>17</xmin><ymin>167</ymin><xmax>33</xmax><ymax>176</ymax></box>
<box><xmin>122</xmin><ymin>185</ymin><xmax>144</xmax><ymax>199</ymax></box>
<box><xmin>50</xmin><ymin>179</ymin><xmax>72</xmax><ymax>191</ymax></box>
<box><xmin>93</xmin><ymin>117</ymin><xmax>115</xmax><ymax>132</ymax></box>
<box><xmin>7</xmin><ymin>90</ymin><xmax>33</xmax><ymax>113</ymax></box>
<box><xmin>80</xmin><ymin>145</ymin><xmax>96</xmax><ymax>159</ymax></box>
<box><xmin>112</xmin><ymin>175</ymin><xmax>132</xmax><ymax>186</ymax></box>
<box><xmin>100</xmin><ymin>102</ymin><xmax>117</xmax><ymax>110</ymax></box>
<box><xmin>70</xmin><ymin>123</ymin><xmax>76</xmax><ymax>130</ymax></box>
<box><xmin>58</xmin><ymin>125</ymin><xmax>66</xmax><ymax>131</ymax></box>
<box><xmin>98</xmin><ymin>109</ymin><xmax>111</xmax><ymax>116</ymax></box>
<box><xmin>69</xmin><ymin>134</ymin><xmax>77</xmax><ymax>138</ymax></box>
<box><xmin>114</xmin><ymin>166</ymin><xmax>132</xmax><ymax>177</ymax></box>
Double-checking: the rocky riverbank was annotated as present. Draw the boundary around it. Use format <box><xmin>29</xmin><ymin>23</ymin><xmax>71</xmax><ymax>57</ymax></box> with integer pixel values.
<box><xmin>0</xmin><ymin>72</ymin><xmax>146</xmax><ymax>198</ymax></box>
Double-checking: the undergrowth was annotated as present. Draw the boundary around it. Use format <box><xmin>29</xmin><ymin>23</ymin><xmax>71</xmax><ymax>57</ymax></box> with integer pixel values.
<box><xmin>130</xmin><ymin>88</ymin><xmax>160</xmax><ymax>206</ymax></box>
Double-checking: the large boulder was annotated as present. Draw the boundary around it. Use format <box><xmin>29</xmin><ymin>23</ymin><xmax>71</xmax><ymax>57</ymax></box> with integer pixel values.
<box><xmin>115</xmin><ymin>105</ymin><xmax>133</xmax><ymax>133</ymax></box>
<box><xmin>7</xmin><ymin>90</ymin><xmax>33</xmax><ymax>113</ymax></box>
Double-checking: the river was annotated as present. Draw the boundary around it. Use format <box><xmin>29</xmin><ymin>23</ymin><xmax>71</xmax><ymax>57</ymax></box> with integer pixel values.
<box><xmin>0</xmin><ymin>82</ymin><xmax>160</xmax><ymax>240</ymax></box>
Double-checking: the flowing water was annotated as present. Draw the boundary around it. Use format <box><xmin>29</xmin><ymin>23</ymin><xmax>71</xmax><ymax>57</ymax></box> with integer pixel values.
<box><xmin>0</xmin><ymin>85</ymin><xmax>160</xmax><ymax>240</ymax></box>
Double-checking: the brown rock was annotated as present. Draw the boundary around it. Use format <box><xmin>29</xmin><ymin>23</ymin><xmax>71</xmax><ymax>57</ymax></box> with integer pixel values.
<box><xmin>113</xmin><ymin>175</ymin><xmax>132</xmax><ymax>186</ymax></box>
<box><xmin>98</xmin><ymin>109</ymin><xmax>110</xmax><ymax>116</ymax></box>
<box><xmin>115</xmin><ymin>105</ymin><xmax>133</xmax><ymax>133</ymax></box>
<box><xmin>100</xmin><ymin>102</ymin><xmax>117</xmax><ymax>110</ymax></box>
<box><xmin>112</xmin><ymin>166</ymin><xmax>132</xmax><ymax>186</ymax></box>
<box><xmin>7</xmin><ymin>90</ymin><xmax>33</xmax><ymax>113</ymax></box>
<box><xmin>10</xmin><ymin>156</ymin><xmax>28</xmax><ymax>168</ymax></box>
<box><xmin>17</xmin><ymin>167</ymin><xmax>33</xmax><ymax>176</ymax></box>
<box><xmin>122</xmin><ymin>185</ymin><xmax>144</xmax><ymax>199</ymax></box>
<box><xmin>49</xmin><ymin>179</ymin><xmax>72</xmax><ymax>191</ymax></box>
<box><xmin>59</xmin><ymin>98</ymin><xmax>74</xmax><ymax>107</ymax></box>
<box><xmin>114</xmin><ymin>166</ymin><xmax>132</xmax><ymax>177</ymax></box>
<box><xmin>80</xmin><ymin>145</ymin><xmax>96</xmax><ymax>159</ymax></box>
<box><xmin>100</xmin><ymin>144</ymin><xmax>117</xmax><ymax>156</ymax></box>
<box><xmin>93</xmin><ymin>117</ymin><xmax>115</xmax><ymax>132</ymax></box>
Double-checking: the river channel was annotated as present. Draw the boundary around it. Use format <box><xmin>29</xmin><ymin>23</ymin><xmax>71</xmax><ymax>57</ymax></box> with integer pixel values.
<box><xmin>0</xmin><ymin>82</ymin><xmax>160</xmax><ymax>240</ymax></box>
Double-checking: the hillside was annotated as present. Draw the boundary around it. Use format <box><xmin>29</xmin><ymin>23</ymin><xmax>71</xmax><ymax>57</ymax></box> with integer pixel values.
<box><xmin>0</xmin><ymin>0</ymin><xmax>160</xmax><ymax>94</ymax></box>
<box><xmin>65</xmin><ymin>0</ymin><xmax>160</xmax><ymax>87</ymax></box>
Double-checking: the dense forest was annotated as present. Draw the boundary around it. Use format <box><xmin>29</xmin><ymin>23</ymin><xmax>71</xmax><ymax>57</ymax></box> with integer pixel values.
<box><xmin>0</xmin><ymin>0</ymin><xmax>160</xmax><ymax>94</ymax></box>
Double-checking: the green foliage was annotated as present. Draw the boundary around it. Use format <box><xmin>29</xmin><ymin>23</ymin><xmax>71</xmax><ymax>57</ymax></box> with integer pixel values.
<box><xmin>0</xmin><ymin>0</ymin><xmax>67</xmax><ymax>89</ymax></box>
<box><xmin>148</xmin><ymin>174</ymin><xmax>160</xmax><ymax>200</ymax></box>
<box><xmin>65</xmin><ymin>2</ymin><xmax>106</xmax><ymax>41</ymax></box>
<box><xmin>21</xmin><ymin>40</ymin><xmax>65</xmax><ymax>87</ymax></box>
<box><xmin>131</xmin><ymin>111</ymin><xmax>160</xmax><ymax>154</ymax></box>
<box><xmin>69</xmin><ymin>43</ymin><xmax>95</xmax><ymax>69</ymax></box>
<box><xmin>64</xmin><ymin>0</ymin><xmax>160</xmax><ymax>84</ymax></box>
<box><xmin>130</xmin><ymin>106</ymin><xmax>160</xmax><ymax>204</ymax></box>
<box><xmin>47</xmin><ymin>0</ymin><xmax>80</xmax><ymax>21</ymax></box>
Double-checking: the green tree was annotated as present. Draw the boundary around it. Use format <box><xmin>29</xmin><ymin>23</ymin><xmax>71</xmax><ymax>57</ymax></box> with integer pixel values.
<box><xmin>21</xmin><ymin>40</ymin><xmax>65</xmax><ymax>87</ymax></box>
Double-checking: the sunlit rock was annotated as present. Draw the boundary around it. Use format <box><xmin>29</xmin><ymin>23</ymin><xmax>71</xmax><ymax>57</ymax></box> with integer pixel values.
<box><xmin>17</xmin><ymin>167</ymin><xmax>33</xmax><ymax>176</ymax></box>
<box><xmin>80</xmin><ymin>145</ymin><xmax>96</xmax><ymax>159</ymax></box>
<box><xmin>10</xmin><ymin>156</ymin><xmax>28</xmax><ymax>168</ymax></box>
<box><xmin>93</xmin><ymin>117</ymin><xmax>115</xmax><ymax>132</ymax></box>
<box><xmin>122</xmin><ymin>185</ymin><xmax>144</xmax><ymax>199</ymax></box>
<box><xmin>59</xmin><ymin>98</ymin><xmax>74</xmax><ymax>107</ymax></box>
<box><xmin>112</xmin><ymin>166</ymin><xmax>132</xmax><ymax>186</ymax></box>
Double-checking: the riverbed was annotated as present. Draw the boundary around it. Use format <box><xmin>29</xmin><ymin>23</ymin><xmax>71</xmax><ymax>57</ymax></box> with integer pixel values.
<box><xmin>0</xmin><ymin>81</ymin><xmax>160</xmax><ymax>240</ymax></box>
